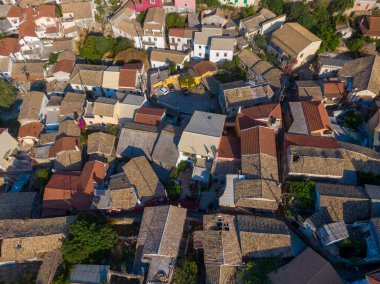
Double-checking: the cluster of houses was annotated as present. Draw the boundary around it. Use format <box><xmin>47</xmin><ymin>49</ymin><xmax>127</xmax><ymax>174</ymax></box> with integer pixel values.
<box><xmin>1</xmin><ymin>0</ymin><xmax>380</xmax><ymax>282</ymax></box>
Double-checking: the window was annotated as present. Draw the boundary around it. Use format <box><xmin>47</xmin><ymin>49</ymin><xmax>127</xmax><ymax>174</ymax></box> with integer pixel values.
<box><xmin>150</xmin><ymin>0</ymin><xmax>155</xmax><ymax>3</ymax></box>
<box><xmin>224</xmin><ymin>52</ymin><xmax>227</xmax><ymax>57</ymax></box>
<box><xmin>177</xmin><ymin>38</ymin><xmax>180</xmax><ymax>42</ymax></box>
<box><xmin>199</xmin><ymin>52</ymin><xmax>202</xmax><ymax>56</ymax></box>
<box><xmin>46</xmin><ymin>18</ymin><xmax>50</xmax><ymax>22</ymax></box>
<box><xmin>199</xmin><ymin>45</ymin><xmax>201</xmax><ymax>49</ymax></box>
<box><xmin>216</xmin><ymin>52</ymin><xmax>219</xmax><ymax>57</ymax></box>
<box><xmin>154</xmin><ymin>38</ymin><xmax>157</xmax><ymax>42</ymax></box>
<box><xmin>300</xmin><ymin>53</ymin><xmax>304</xmax><ymax>58</ymax></box>
<box><xmin>75</xmin><ymin>85</ymin><xmax>80</xmax><ymax>89</ymax></box>
<box><xmin>15</xmin><ymin>241</ymin><xmax>21</xmax><ymax>249</ymax></box>
<box><xmin>184</xmin><ymin>3</ymin><xmax>187</xmax><ymax>6</ymax></box>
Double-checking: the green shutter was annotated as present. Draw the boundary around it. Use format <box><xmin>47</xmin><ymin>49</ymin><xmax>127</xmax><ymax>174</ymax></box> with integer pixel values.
<box><xmin>244</xmin><ymin>0</ymin><xmax>247</xmax><ymax>3</ymax></box>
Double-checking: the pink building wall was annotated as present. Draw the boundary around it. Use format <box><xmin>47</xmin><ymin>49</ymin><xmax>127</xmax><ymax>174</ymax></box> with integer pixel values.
<box><xmin>130</xmin><ymin>0</ymin><xmax>163</xmax><ymax>12</ymax></box>
<box><xmin>175</xmin><ymin>0</ymin><xmax>196</xmax><ymax>12</ymax></box>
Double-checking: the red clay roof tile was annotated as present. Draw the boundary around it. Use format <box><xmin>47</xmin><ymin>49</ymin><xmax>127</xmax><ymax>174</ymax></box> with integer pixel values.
<box><xmin>241</xmin><ymin>126</ymin><xmax>276</xmax><ymax>157</ymax></box>
<box><xmin>18</xmin><ymin>122</ymin><xmax>43</xmax><ymax>138</ymax></box>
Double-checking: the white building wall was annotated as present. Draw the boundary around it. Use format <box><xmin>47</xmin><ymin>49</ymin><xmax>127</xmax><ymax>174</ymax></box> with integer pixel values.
<box><xmin>261</xmin><ymin>15</ymin><xmax>286</xmax><ymax>35</ymax></box>
<box><xmin>193</xmin><ymin>44</ymin><xmax>208</xmax><ymax>59</ymax></box>
<box><xmin>142</xmin><ymin>35</ymin><xmax>165</xmax><ymax>49</ymax></box>
<box><xmin>209</xmin><ymin>49</ymin><xmax>233</xmax><ymax>63</ymax></box>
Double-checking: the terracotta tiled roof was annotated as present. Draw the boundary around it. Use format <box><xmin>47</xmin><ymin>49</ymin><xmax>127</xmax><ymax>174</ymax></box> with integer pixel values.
<box><xmin>53</xmin><ymin>59</ymin><xmax>74</xmax><ymax>74</ymax></box>
<box><xmin>360</xmin><ymin>16</ymin><xmax>380</xmax><ymax>37</ymax></box>
<box><xmin>241</xmin><ymin>103</ymin><xmax>281</xmax><ymax>120</ymax></box>
<box><xmin>0</xmin><ymin>38</ymin><xmax>18</xmax><ymax>56</ymax></box>
<box><xmin>302</xmin><ymin>101</ymin><xmax>332</xmax><ymax>132</ymax></box>
<box><xmin>285</xmin><ymin>133</ymin><xmax>340</xmax><ymax>148</ymax></box>
<box><xmin>48</xmin><ymin>137</ymin><xmax>80</xmax><ymax>158</ymax></box>
<box><xmin>323</xmin><ymin>81</ymin><xmax>345</xmax><ymax>100</ymax></box>
<box><xmin>193</xmin><ymin>61</ymin><xmax>218</xmax><ymax>77</ymax></box>
<box><xmin>43</xmin><ymin>161</ymin><xmax>108</xmax><ymax>216</ymax></box>
<box><xmin>217</xmin><ymin>136</ymin><xmax>241</xmax><ymax>159</ymax></box>
<box><xmin>168</xmin><ymin>27</ymin><xmax>196</xmax><ymax>38</ymax></box>
<box><xmin>134</xmin><ymin>106</ymin><xmax>165</xmax><ymax>126</ymax></box>
<box><xmin>241</xmin><ymin>126</ymin><xmax>276</xmax><ymax>157</ymax></box>
<box><xmin>80</xmin><ymin>161</ymin><xmax>108</xmax><ymax>194</ymax></box>
<box><xmin>119</xmin><ymin>68</ymin><xmax>137</xmax><ymax>90</ymax></box>
<box><xmin>7</xmin><ymin>6</ymin><xmax>23</xmax><ymax>17</ymax></box>
<box><xmin>18</xmin><ymin>122</ymin><xmax>43</xmax><ymax>138</ymax></box>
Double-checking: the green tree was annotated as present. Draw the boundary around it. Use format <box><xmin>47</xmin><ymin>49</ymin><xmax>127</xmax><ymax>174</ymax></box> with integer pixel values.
<box><xmin>254</xmin><ymin>34</ymin><xmax>267</xmax><ymax>49</ymax></box>
<box><xmin>286</xmin><ymin>2</ymin><xmax>317</xmax><ymax>30</ymax></box>
<box><xmin>342</xmin><ymin>110</ymin><xmax>363</xmax><ymax>129</ymax></box>
<box><xmin>239</xmin><ymin>260</ymin><xmax>279</xmax><ymax>284</ymax></box>
<box><xmin>33</xmin><ymin>167</ymin><xmax>52</xmax><ymax>190</ymax></box>
<box><xmin>80</xmin><ymin>35</ymin><xmax>110</xmax><ymax>60</ymax></box>
<box><xmin>179</xmin><ymin>75</ymin><xmax>195</xmax><ymax>88</ymax></box>
<box><xmin>172</xmin><ymin>260</ymin><xmax>198</xmax><ymax>284</ymax></box>
<box><xmin>347</xmin><ymin>36</ymin><xmax>366</xmax><ymax>51</ymax></box>
<box><xmin>80</xmin><ymin>36</ymin><xmax>131</xmax><ymax>60</ymax></box>
<box><xmin>47</xmin><ymin>52</ymin><xmax>60</xmax><ymax>66</ymax></box>
<box><xmin>105</xmin><ymin>124</ymin><xmax>119</xmax><ymax>136</ymax></box>
<box><xmin>0</xmin><ymin>79</ymin><xmax>17</xmax><ymax>109</ymax></box>
<box><xmin>55</xmin><ymin>5</ymin><xmax>62</xmax><ymax>17</ymax></box>
<box><xmin>285</xmin><ymin>181</ymin><xmax>316</xmax><ymax>217</ymax></box>
<box><xmin>329</xmin><ymin>0</ymin><xmax>354</xmax><ymax>14</ymax></box>
<box><xmin>97</xmin><ymin>6</ymin><xmax>105</xmax><ymax>15</ymax></box>
<box><xmin>169</xmin><ymin>61</ymin><xmax>178</xmax><ymax>75</ymax></box>
<box><xmin>112</xmin><ymin>38</ymin><xmax>134</xmax><ymax>55</ymax></box>
<box><xmin>166</xmin><ymin>181</ymin><xmax>182</xmax><ymax>200</ymax></box>
<box><xmin>183</xmin><ymin>60</ymin><xmax>190</xmax><ymax>69</ymax></box>
<box><xmin>136</xmin><ymin>11</ymin><xmax>147</xmax><ymax>24</ymax></box>
<box><xmin>203</xmin><ymin>0</ymin><xmax>221</xmax><ymax>8</ymax></box>
<box><xmin>260</xmin><ymin>0</ymin><xmax>284</xmax><ymax>15</ymax></box>
<box><xmin>61</xmin><ymin>214</ymin><xmax>117</xmax><ymax>265</ymax></box>
<box><xmin>165</xmin><ymin>13</ymin><xmax>186</xmax><ymax>29</ymax></box>
<box><xmin>317</xmin><ymin>24</ymin><xmax>340</xmax><ymax>52</ymax></box>
<box><xmin>241</xmin><ymin>6</ymin><xmax>255</xmax><ymax>18</ymax></box>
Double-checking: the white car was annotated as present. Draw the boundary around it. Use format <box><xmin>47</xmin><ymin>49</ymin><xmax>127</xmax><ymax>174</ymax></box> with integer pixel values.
<box><xmin>158</xmin><ymin>86</ymin><xmax>169</xmax><ymax>95</ymax></box>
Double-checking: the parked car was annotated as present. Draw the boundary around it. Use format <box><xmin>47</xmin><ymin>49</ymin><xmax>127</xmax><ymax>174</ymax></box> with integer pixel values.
<box><xmin>181</xmin><ymin>88</ymin><xmax>189</xmax><ymax>96</ymax></box>
<box><xmin>168</xmin><ymin>84</ymin><xmax>175</xmax><ymax>93</ymax></box>
<box><xmin>158</xmin><ymin>86</ymin><xmax>169</xmax><ymax>95</ymax></box>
